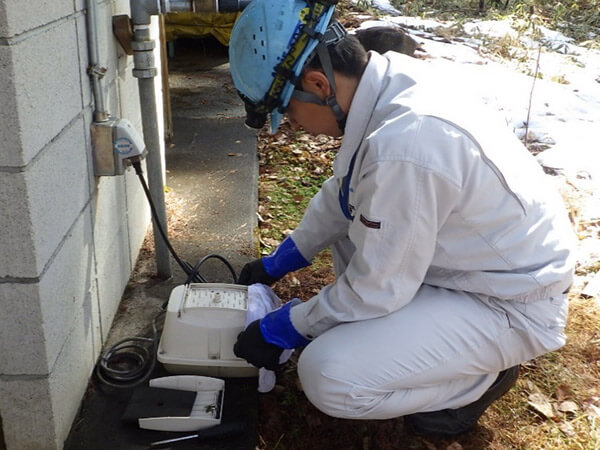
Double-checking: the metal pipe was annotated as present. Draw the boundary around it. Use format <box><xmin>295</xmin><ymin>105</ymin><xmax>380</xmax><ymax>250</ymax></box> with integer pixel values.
<box><xmin>86</xmin><ymin>0</ymin><xmax>109</xmax><ymax>122</ymax></box>
<box><xmin>161</xmin><ymin>0</ymin><xmax>193</xmax><ymax>12</ymax></box>
<box><xmin>131</xmin><ymin>0</ymin><xmax>160</xmax><ymax>26</ymax></box>
<box><xmin>127</xmin><ymin>0</ymin><xmax>250</xmax><ymax>278</ymax></box>
<box><xmin>129</xmin><ymin>13</ymin><xmax>172</xmax><ymax>279</ymax></box>
<box><xmin>161</xmin><ymin>0</ymin><xmax>251</xmax><ymax>14</ymax></box>
<box><xmin>127</xmin><ymin>0</ymin><xmax>195</xmax><ymax>279</ymax></box>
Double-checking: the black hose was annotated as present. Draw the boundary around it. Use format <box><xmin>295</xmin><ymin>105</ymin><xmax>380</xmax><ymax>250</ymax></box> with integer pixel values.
<box><xmin>95</xmin><ymin>309</ymin><xmax>164</xmax><ymax>389</ymax></box>
<box><xmin>132</xmin><ymin>160</ymin><xmax>237</xmax><ymax>284</ymax></box>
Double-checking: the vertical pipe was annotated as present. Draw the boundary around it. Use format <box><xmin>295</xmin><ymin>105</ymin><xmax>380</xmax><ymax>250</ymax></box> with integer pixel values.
<box><xmin>127</xmin><ymin>0</ymin><xmax>248</xmax><ymax>278</ymax></box>
<box><xmin>139</xmin><ymin>77</ymin><xmax>172</xmax><ymax>280</ymax></box>
<box><xmin>86</xmin><ymin>0</ymin><xmax>109</xmax><ymax>122</ymax></box>
<box><xmin>131</xmin><ymin>18</ymin><xmax>172</xmax><ymax>279</ymax></box>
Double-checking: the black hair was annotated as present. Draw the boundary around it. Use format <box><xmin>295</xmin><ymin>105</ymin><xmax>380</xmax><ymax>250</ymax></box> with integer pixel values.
<box><xmin>304</xmin><ymin>34</ymin><xmax>368</xmax><ymax>79</ymax></box>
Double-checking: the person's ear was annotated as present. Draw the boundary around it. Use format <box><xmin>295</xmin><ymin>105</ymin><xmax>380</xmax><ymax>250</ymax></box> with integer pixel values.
<box><xmin>301</xmin><ymin>70</ymin><xmax>331</xmax><ymax>99</ymax></box>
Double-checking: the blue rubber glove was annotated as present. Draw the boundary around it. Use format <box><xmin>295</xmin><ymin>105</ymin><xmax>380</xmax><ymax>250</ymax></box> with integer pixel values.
<box><xmin>260</xmin><ymin>300</ymin><xmax>310</xmax><ymax>349</ymax></box>
<box><xmin>233</xmin><ymin>301</ymin><xmax>310</xmax><ymax>370</ymax></box>
<box><xmin>237</xmin><ymin>237</ymin><xmax>310</xmax><ymax>285</ymax></box>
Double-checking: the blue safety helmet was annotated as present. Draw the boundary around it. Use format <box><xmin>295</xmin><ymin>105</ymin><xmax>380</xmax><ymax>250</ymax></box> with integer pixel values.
<box><xmin>229</xmin><ymin>0</ymin><xmax>347</xmax><ymax>133</ymax></box>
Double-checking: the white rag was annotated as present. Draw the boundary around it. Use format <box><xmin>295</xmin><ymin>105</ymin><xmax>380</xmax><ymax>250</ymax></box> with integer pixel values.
<box><xmin>245</xmin><ymin>284</ymin><xmax>294</xmax><ymax>393</ymax></box>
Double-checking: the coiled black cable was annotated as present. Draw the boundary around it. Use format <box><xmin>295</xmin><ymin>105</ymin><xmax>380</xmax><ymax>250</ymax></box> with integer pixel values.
<box><xmin>95</xmin><ymin>308</ymin><xmax>164</xmax><ymax>389</ymax></box>
<box><xmin>95</xmin><ymin>160</ymin><xmax>238</xmax><ymax>389</ymax></box>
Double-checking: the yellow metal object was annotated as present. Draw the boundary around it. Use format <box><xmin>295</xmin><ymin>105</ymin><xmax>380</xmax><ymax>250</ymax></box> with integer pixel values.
<box><xmin>164</xmin><ymin>12</ymin><xmax>240</xmax><ymax>46</ymax></box>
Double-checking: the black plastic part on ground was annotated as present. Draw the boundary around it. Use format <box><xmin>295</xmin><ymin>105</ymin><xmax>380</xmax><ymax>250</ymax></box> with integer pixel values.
<box><xmin>64</xmin><ymin>366</ymin><xmax>258</xmax><ymax>450</ymax></box>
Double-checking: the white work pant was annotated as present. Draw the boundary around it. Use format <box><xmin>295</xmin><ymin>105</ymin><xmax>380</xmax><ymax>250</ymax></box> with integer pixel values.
<box><xmin>296</xmin><ymin>239</ymin><xmax>569</xmax><ymax>420</ymax></box>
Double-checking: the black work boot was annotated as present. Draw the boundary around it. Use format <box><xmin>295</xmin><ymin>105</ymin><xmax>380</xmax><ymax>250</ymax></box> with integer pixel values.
<box><xmin>404</xmin><ymin>365</ymin><xmax>520</xmax><ymax>437</ymax></box>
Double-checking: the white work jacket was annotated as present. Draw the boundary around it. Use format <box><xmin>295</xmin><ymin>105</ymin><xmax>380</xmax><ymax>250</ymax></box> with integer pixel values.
<box><xmin>289</xmin><ymin>51</ymin><xmax>575</xmax><ymax>339</ymax></box>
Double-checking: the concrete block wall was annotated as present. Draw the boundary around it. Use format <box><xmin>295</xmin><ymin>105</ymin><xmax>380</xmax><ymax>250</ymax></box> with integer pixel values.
<box><xmin>0</xmin><ymin>0</ymin><xmax>161</xmax><ymax>448</ymax></box>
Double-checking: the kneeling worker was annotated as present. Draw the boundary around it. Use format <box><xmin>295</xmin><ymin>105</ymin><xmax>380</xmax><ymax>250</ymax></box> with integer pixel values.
<box><xmin>229</xmin><ymin>0</ymin><xmax>575</xmax><ymax>436</ymax></box>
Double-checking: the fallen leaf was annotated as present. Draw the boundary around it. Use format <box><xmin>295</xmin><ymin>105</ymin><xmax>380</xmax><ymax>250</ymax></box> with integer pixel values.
<box><xmin>446</xmin><ymin>443</ymin><xmax>463</xmax><ymax>450</ymax></box>
<box><xmin>558</xmin><ymin>400</ymin><xmax>579</xmax><ymax>414</ymax></box>
<box><xmin>422</xmin><ymin>440</ymin><xmax>436</xmax><ymax>450</ymax></box>
<box><xmin>259</xmin><ymin>237</ymin><xmax>279</xmax><ymax>248</ymax></box>
<box><xmin>265</xmin><ymin>237</ymin><xmax>280</xmax><ymax>246</ymax></box>
<box><xmin>228</xmin><ymin>152</ymin><xmax>243</xmax><ymax>157</ymax></box>
<box><xmin>521</xmin><ymin>359</ymin><xmax>538</xmax><ymax>370</ymax></box>
<box><xmin>582</xmin><ymin>270</ymin><xmax>600</xmax><ymax>298</ymax></box>
<box><xmin>523</xmin><ymin>379</ymin><xmax>543</xmax><ymax>394</ymax></box>
<box><xmin>555</xmin><ymin>384</ymin><xmax>572</xmax><ymax>401</ymax></box>
<box><xmin>586</xmin><ymin>404</ymin><xmax>600</xmax><ymax>424</ymax></box>
<box><xmin>559</xmin><ymin>422</ymin><xmax>576</xmax><ymax>437</ymax></box>
<box><xmin>528</xmin><ymin>392</ymin><xmax>555</xmax><ymax>418</ymax></box>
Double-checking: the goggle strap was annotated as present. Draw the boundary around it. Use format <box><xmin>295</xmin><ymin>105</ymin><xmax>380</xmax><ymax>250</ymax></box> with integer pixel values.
<box><xmin>290</xmin><ymin>89</ymin><xmax>346</xmax><ymax>131</ymax></box>
<box><xmin>322</xmin><ymin>20</ymin><xmax>347</xmax><ymax>45</ymax></box>
<box><xmin>315</xmin><ymin>42</ymin><xmax>336</xmax><ymax>95</ymax></box>
<box><xmin>290</xmin><ymin>89</ymin><xmax>323</xmax><ymax>105</ymax></box>
<box><xmin>315</xmin><ymin>41</ymin><xmax>347</xmax><ymax>130</ymax></box>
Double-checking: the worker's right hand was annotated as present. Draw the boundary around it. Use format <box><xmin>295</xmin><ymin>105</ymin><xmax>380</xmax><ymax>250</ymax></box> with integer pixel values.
<box><xmin>234</xmin><ymin>300</ymin><xmax>310</xmax><ymax>371</ymax></box>
<box><xmin>237</xmin><ymin>259</ymin><xmax>280</xmax><ymax>285</ymax></box>
<box><xmin>237</xmin><ymin>236</ymin><xmax>310</xmax><ymax>286</ymax></box>
<box><xmin>233</xmin><ymin>319</ymin><xmax>283</xmax><ymax>371</ymax></box>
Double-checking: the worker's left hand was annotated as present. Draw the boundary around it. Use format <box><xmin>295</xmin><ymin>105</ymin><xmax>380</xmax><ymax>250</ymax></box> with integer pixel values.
<box><xmin>234</xmin><ymin>320</ymin><xmax>283</xmax><ymax>371</ymax></box>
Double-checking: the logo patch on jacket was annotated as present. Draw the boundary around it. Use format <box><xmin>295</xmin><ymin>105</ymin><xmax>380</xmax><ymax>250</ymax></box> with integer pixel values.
<box><xmin>359</xmin><ymin>214</ymin><xmax>381</xmax><ymax>229</ymax></box>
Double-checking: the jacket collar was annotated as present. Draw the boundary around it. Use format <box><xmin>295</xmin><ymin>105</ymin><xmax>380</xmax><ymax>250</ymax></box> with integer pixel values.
<box><xmin>333</xmin><ymin>51</ymin><xmax>389</xmax><ymax>177</ymax></box>
<box><xmin>333</xmin><ymin>51</ymin><xmax>419</xmax><ymax>178</ymax></box>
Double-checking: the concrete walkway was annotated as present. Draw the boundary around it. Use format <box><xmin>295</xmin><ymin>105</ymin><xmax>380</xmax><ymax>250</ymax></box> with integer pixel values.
<box><xmin>64</xmin><ymin>37</ymin><xmax>259</xmax><ymax>449</ymax></box>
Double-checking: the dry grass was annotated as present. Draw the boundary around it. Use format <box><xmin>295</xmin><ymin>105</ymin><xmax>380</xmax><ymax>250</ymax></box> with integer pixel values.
<box><xmin>477</xmin><ymin>291</ymin><xmax>600</xmax><ymax>450</ymax></box>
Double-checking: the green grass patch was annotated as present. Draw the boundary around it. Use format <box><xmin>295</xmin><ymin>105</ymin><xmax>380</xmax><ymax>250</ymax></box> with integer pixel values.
<box><xmin>257</xmin><ymin>123</ymin><xmax>338</xmax><ymax>253</ymax></box>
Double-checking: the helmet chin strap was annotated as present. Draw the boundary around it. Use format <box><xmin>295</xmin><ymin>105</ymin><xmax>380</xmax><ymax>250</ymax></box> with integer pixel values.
<box><xmin>290</xmin><ymin>23</ymin><xmax>347</xmax><ymax>132</ymax></box>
